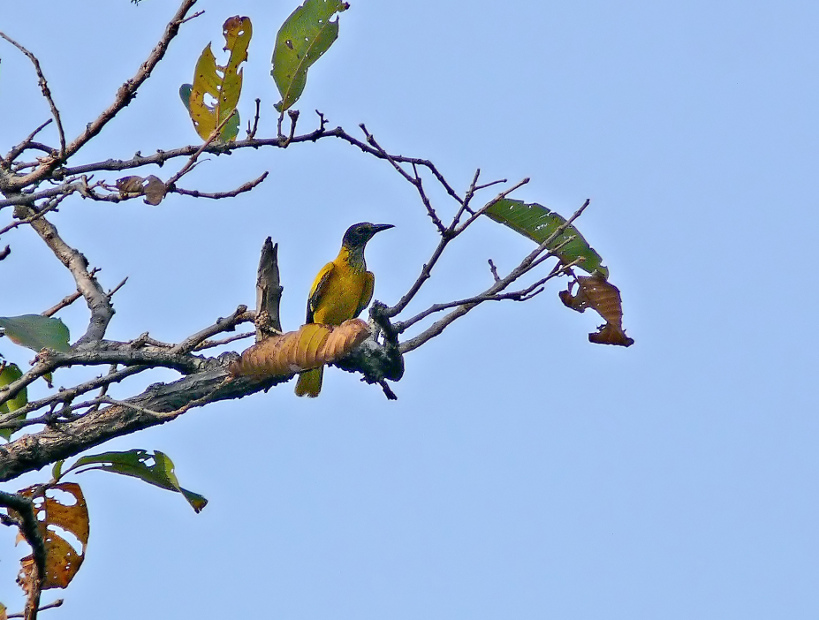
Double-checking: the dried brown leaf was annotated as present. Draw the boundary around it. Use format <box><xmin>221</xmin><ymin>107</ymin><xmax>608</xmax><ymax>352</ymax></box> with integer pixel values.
<box><xmin>319</xmin><ymin>319</ymin><xmax>370</xmax><ymax>360</ymax></box>
<box><xmin>115</xmin><ymin>175</ymin><xmax>144</xmax><ymax>196</ymax></box>
<box><xmin>296</xmin><ymin>323</ymin><xmax>329</xmax><ymax>369</ymax></box>
<box><xmin>559</xmin><ymin>274</ymin><xmax>634</xmax><ymax>347</ymax></box>
<box><xmin>16</xmin><ymin>482</ymin><xmax>89</xmax><ymax>592</ymax></box>
<box><xmin>142</xmin><ymin>175</ymin><xmax>167</xmax><ymax>206</ymax></box>
<box><xmin>230</xmin><ymin>319</ymin><xmax>370</xmax><ymax>378</ymax></box>
<box><xmin>115</xmin><ymin>174</ymin><xmax>166</xmax><ymax>205</ymax></box>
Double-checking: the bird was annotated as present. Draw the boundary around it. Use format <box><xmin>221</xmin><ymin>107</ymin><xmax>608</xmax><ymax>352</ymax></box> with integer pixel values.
<box><xmin>295</xmin><ymin>222</ymin><xmax>394</xmax><ymax>397</ymax></box>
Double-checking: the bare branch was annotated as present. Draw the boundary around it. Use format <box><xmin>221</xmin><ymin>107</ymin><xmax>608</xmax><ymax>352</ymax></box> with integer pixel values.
<box><xmin>0</xmin><ymin>33</ymin><xmax>66</xmax><ymax>157</ymax></box>
<box><xmin>4</xmin><ymin>119</ymin><xmax>53</xmax><ymax>164</ymax></box>
<box><xmin>398</xmin><ymin>200</ymin><xmax>593</xmax><ymax>354</ymax></box>
<box><xmin>5</xmin><ymin>0</ymin><xmax>200</xmax><ymax>191</ymax></box>
<box><xmin>488</xmin><ymin>259</ymin><xmax>501</xmax><ymax>283</ymax></box>
<box><xmin>20</xmin><ymin>210</ymin><xmax>114</xmax><ymax>344</ymax></box>
<box><xmin>193</xmin><ymin>332</ymin><xmax>254</xmax><ymax>351</ymax></box>
<box><xmin>0</xmin><ymin>182</ymin><xmax>80</xmax><ymax>210</ymax></box>
<box><xmin>360</xmin><ymin>124</ymin><xmax>447</xmax><ymax>232</ymax></box>
<box><xmin>0</xmin><ymin>191</ymin><xmax>72</xmax><ymax>236</ymax></box>
<box><xmin>7</xmin><ymin>598</ymin><xmax>63</xmax><ymax>619</ymax></box>
<box><xmin>171</xmin><ymin>305</ymin><xmax>251</xmax><ymax>354</ymax></box>
<box><xmin>255</xmin><ymin>239</ymin><xmax>283</xmax><ymax>337</ymax></box>
<box><xmin>247</xmin><ymin>98</ymin><xmax>261</xmax><ymax>139</ymax></box>
<box><xmin>165</xmin><ymin>109</ymin><xmax>239</xmax><ymax>189</ymax></box>
<box><xmin>454</xmin><ymin>177</ymin><xmax>530</xmax><ymax>235</ymax></box>
<box><xmin>0</xmin><ymin>490</ymin><xmax>46</xmax><ymax>617</ymax></box>
<box><xmin>172</xmin><ymin>171</ymin><xmax>268</xmax><ymax>200</ymax></box>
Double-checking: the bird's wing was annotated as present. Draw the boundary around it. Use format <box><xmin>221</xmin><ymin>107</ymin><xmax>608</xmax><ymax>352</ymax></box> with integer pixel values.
<box><xmin>355</xmin><ymin>270</ymin><xmax>375</xmax><ymax>318</ymax></box>
<box><xmin>306</xmin><ymin>261</ymin><xmax>336</xmax><ymax>323</ymax></box>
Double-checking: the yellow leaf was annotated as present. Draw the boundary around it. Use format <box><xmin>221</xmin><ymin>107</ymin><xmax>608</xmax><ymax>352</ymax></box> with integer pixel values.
<box><xmin>187</xmin><ymin>16</ymin><xmax>252</xmax><ymax>141</ymax></box>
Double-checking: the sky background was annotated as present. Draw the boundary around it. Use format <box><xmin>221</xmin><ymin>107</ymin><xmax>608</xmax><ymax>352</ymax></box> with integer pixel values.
<box><xmin>1</xmin><ymin>0</ymin><xmax>818</xmax><ymax>618</ymax></box>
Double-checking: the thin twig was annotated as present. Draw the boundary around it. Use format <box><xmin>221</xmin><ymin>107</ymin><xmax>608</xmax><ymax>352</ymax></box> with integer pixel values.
<box><xmin>172</xmin><ymin>171</ymin><xmax>268</xmax><ymax>199</ymax></box>
<box><xmin>0</xmin><ymin>33</ymin><xmax>66</xmax><ymax>157</ymax></box>
<box><xmin>0</xmin><ymin>182</ymin><xmax>81</xmax><ymax>210</ymax></box>
<box><xmin>488</xmin><ymin>259</ymin><xmax>500</xmax><ymax>282</ymax></box>
<box><xmin>398</xmin><ymin>199</ymin><xmax>593</xmax><ymax>354</ymax></box>
<box><xmin>454</xmin><ymin>177</ymin><xmax>530</xmax><ymax>234</ymax></box>
<box><xmin>0</xmin><ymin>191</ymin><xmax>71</xmax><ymax>239</ymax></box>
<box><xmin>22</xmin><ymin>209</ymin><xmax>114</xmax><ymax>344</ymax></box>
<box><xmin>247</xmin><ymin>98</ymin><xmax>261</xmax><ymax>139</ymax></box>
<box><xmin>360</xmin><ymin>124</ymin><xmax>447</xmax><ymax>233</ymax></box>
<box><xmin>5</xmin><ymin>0</ymin><xmax>200</xmax><ymax>191</ymax></box>
<box><xmin>7</xmin><ymin>598</ymin><xmax>64</xmax><ymax>618</ymax></box>
<box><xmin>165</xmin><ymin>110</ymin><xmax>238</xmax><ymax>189</ymax></box>
<box><xmin>5</xmin><ymin>119</ymin><xmax>53</xmax><ymax>164</ymax></box>
<box><xmin>193</xmin><ymin>331</ymin><xmax>254</xmax><ymax>350</ymax></box>
<box><xmin>0</xmin><ymin>490</ymin><xmax>46</xmax><ymax>618</ymax></box>
<box><xmin>171</xmin><ymin>305</ymin><xmax>251</xmax><ymax>354</ymax></box>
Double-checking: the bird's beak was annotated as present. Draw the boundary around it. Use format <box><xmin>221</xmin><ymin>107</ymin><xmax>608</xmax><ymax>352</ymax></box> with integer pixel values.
<box><xmin>371</xmin><ymin>224</ymin><xmax>394</xmax><ymax>234</ymax></box>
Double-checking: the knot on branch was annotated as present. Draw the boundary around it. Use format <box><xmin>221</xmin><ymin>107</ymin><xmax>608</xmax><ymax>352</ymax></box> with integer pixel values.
<box><xmin>335</xmin><ymin>301</ymin><xmax>404</xmax><ymax>384</ymax></box>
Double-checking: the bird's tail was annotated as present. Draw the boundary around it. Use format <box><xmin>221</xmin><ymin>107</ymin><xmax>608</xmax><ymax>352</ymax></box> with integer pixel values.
<box><xmin>295</xmin><ymin>366</ymin><xmax>323</xmax><ymax>397</ymax></box>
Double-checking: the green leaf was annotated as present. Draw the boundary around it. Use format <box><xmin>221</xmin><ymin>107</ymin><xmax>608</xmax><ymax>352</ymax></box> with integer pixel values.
<box><xmin>485</xmin><ymin>199</ymin><xmax>609</xmax><ymax>278</ymax></box>
<box><xmin>271</xmin><ymin>0</ymin><xmax>349</xmax><ymax>112</ymax></box>
<box><xmin>0</xmin><ymin>363</ymin><xmax>27</xmax><ymax>441</ymax></box>
<box><xmin>0</xmin><ymin>314</ymin><xmax>71</xmax><ymax>352</ymax></box>
<box><xmin>52</xmin><ymin>458</ymin><xmax>65</xmax><ymax>482</ymax></box>
<box><xmin>186</xmin><ymin>16</ymin><xmax>251</xmax><ymax>142</ymax></box>
<box><xmin>69</xmin><ymin>449</ymin><xmax>208</xmax><ymax>513</ymax></box>
<box><xmin>179</xmin><ymin>83</ymin><xmax>193</xmax><ymax>111</ymax></box>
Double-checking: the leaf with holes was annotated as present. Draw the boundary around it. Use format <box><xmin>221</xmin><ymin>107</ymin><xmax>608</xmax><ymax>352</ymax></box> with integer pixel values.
<box><xmin>230</xmin><ymin>318</ymin><xmax>370</xmax><ymax>378</ymax></box>
<box><xmin>0</xmin><ymin>363</ymin><xmax>27</xmax><ymax>441</ymax></box>
<box><xmin>485</xmin><ymin>199</ymin><xmax>608</xmax><ymax>277</ymax></box>
<box><xmin>186</xmin><ymin>16</ymin><xmax>251</xmax><ymax>141</ymax></box>
<box><xmin>271</xmin><ymin>0</ymin><xmax>349</xmax><ymax>112</ymax></box>
<box><xmin>67</xmin><ymin>449</ymin><xmax>207</xmax><ymax>513</ymax></box>
<box><xmin>15</xmin><ymin>482</ymin><xmax>89</xmax><ymax>591</ymax></box>
<box><xmin>0</xmin><ymin>315</ymin><xmax>70</xmax><ymax>352</ymax></box>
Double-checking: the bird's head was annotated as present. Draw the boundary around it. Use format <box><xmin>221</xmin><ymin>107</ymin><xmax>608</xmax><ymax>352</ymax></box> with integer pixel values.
<box><xmin>342</xmin><ymin>222</ymin><xmax>394</xmax><ymax>249</ymax></box>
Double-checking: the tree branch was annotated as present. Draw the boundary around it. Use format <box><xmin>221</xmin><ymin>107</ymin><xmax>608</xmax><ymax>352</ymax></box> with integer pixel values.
<box><xmin>22</xmin><ymin>210</ymin><xmax>114</xmax><ymax>344</ymax></box>
<box><xmin>0</xmin><ymin>33</ymin><xmax>66</xmax><ymax>158</ymax></box>
<box><xmin>5</xmin><ymin>0</ymin><xmax>200</xmax><ymax>191</ymax></box>
<box><xmin>398</xmin><ymin>200</ymin><xmax>592</xmax><ymax>353</ymax></box>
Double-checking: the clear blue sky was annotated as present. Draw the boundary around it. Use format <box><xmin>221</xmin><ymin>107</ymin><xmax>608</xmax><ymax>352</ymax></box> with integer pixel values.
<box><xmin>1</xmin><ymin>1</ymin><xmax>818</xmax><ymax>618</ymax></box>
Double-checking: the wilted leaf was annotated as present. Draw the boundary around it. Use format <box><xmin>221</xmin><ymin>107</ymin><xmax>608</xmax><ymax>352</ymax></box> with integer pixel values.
<box><xmin>485</xmin><ymin>199</ymin><xmax>608</xmax><ymax>277</ymax></box>
<box><xmin>0</xmin><ymin>363</ymin><xmax>27</xmax><ymax>441</ymax></box>
<box><xmin>271</xmin><ymin>0</ymin><xmax>349</xmax><ymax>112</ymax></box>
<box><xmin>16</xmin><ymin>482</ymin><xmax>89</xmax><ymax>590</ymax></box>
<box><xmin>186</xmin><ymin>16</ymin><xmax>251</xmax><ymax>141</ymax></box>
<box><xmin>0</xmin><ymin>315</ymin><xmax>70</xmax><ymax>352</ymax></box>
<box><xmin>559</xmin><ymin>274</ymin><xmax>634</xmax><ymax>347</ymax></box>
<box><xmin>0</xmin><ymin>601</ymin><xmax>6</xmax><ymax>620</ymax></box>
<box><xmin>142</xmin><ymin>176</ymin><xmax>166</xmax><ymax>206</ymax></box>
<box><xmin>68</xmin><ymin>449</ymin><xmax>207</xmax><ymax>513</ymax></box>
<box><xmin>115</xmin><ymin>175</ymin><xmax>167</xmax><ymax>205</ymax></box>
<box><xmin>230</xmin><ymin>318</ymin><xmax>370</xmax><ymax>378</ymax></box>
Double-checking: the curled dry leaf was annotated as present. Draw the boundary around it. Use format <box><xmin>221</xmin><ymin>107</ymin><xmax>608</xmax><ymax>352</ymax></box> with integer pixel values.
<box><xmin>15</xmin><ymin>482</ymin><xmax>89</xmax><ymax>592</ymax></box>
<box><xmin>115</xmin><ymin>175</ymin><xmax>166</xmax><ymax>205</ymax></box>
<box><xmin>230</xmin><ymin>319</ymin><xmax>370</xmax><ymax>378</ymax></box>
<box><xmin>559</xmin><ymin>274</ymin><xmax>634</xmax><ymax>347</ymax></box>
